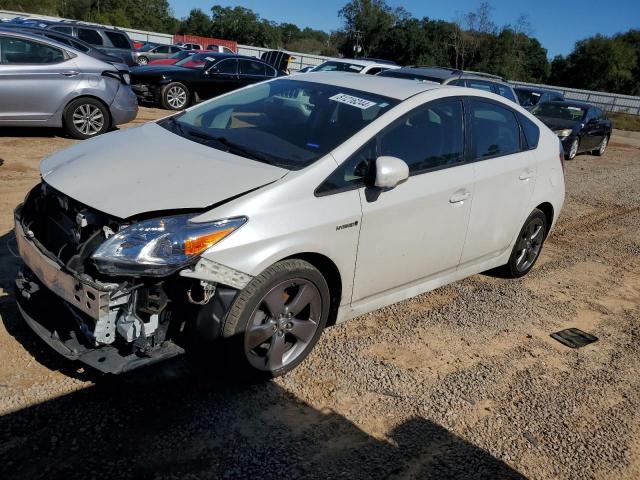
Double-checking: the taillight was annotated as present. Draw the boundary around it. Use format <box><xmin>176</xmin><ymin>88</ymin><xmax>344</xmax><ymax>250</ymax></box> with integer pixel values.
<box><xmin>558</xmin><ymin>139</ymin><xmax>565</xmax><ymax>175</ymax></box>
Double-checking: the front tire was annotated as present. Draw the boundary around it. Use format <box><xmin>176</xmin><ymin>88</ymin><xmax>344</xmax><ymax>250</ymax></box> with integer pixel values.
<box><xmin>137</xmin><ymin>56</ymin><xmax>149</xmax><ymax>65</ymax></box>
<box><xmin>500</xmin><ymin>209</ymin><xmax>547</xmax><ymax>278</ymax></box>
<box><xmin>63</xmin><ymin>97</ymin><xmax>111</xmax><ymax>140</ymax></box>
<box><xmin>220</xmin><ymin>259</ymin><xmax>330</xmax><ymax>381</ymax></box>
<box><xmin>161</xmin><ymin>82</ymin><xmax>190</xmax><ymax>110</ymax></box>
<box><xmin>566</xmin><ymin>138</ymin><xmax>579</xmax><ymax>160</ymax></box>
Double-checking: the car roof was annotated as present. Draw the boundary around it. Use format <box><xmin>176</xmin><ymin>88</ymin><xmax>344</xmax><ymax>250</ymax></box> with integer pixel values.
<box><xmin>319</xmin><ymin>58</ymin><xmax>392</xmax><ymax>68</ymax></box>
<box><xmin>0</xmin><ymin>26</ymin><xmax>70</xmax><ymax>47</ymax></box>
<box><xmin>292</xmin><ymin>72</ymin><xmax>442</xmax><ymax>100</ymax></box>
<box><xmin>387</xmin><ymin>66</ymin><xmax>508</xmax><ymax>83</ymax></box>
<box><xmin>515</xmin><ymin>86</ymin><xmax>563</xmax><ymax>95</ymax></box>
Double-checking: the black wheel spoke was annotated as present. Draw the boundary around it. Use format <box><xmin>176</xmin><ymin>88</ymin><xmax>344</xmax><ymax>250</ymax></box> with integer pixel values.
<box><xmin>286</xmin><ymin>284</ymin><xmax>315</xmax><ymax>316</ymax></box>
<box><xmin>289</xmin><ymin>318</ymin><xmax>317</xmax><ymax>344</ymax></box>
<box><xmin>262</xmin><ymin>287</ymin><xmax>285</xmax><ymax>318</ymax></box>
<box><xmin>246</xmin><ymin>323</ymin><xmax>275</xmax><ymax>349</ymax></box>
<box><xmin>266</xmin><ymin>333</ymin><xmax>287</xmax><ymax>370</ymax></box>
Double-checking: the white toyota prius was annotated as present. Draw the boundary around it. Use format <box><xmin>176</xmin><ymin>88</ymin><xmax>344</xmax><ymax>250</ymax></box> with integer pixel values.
<box><xmin>14</xmin><ymin>72</ymin><xmax>565</xmax><ymax>380</ymax></box>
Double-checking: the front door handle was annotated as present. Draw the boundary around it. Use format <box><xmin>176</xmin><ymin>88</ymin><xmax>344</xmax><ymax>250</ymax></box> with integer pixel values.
<box><xmin>449</xmin><ymin>191</ymin><xmax>471</xmax><ymax>203</ymax></box>
<box><xmin>60</xmin><ymin>71</ymin><xmax>80</xmax><ymax>77</ymax></box>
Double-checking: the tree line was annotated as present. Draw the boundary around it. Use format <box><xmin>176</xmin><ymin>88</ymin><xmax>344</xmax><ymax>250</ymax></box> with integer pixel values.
<box><xmin>1</xmin><ymin>0</ymin><xmax>638</xmax><ymax>95</ymax></box>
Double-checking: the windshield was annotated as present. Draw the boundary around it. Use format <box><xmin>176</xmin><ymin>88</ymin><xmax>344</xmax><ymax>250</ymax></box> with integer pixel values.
<box><xmin>170</xmin><ymin>50</ymin><xmax>194</xmax><ymax>60</ymax></box>
<box><xmin>137</xmin><ymin>43</ymin><xmax>157</xmax><ymax>52</ymax></box>
<box><xmin>312</xmin><ymin>61</ymin><xmax>365</xmax><ymax>73</ymax></box>
<box><xmin>516</xmin><ymin>89</ymin><xmax>542</xmax><ymax>107</ymax></box>
<box><xmin>532</xmin><ymin>103</ymin><xmax>586</xmax><ymax>121</ymax></box>
<box><xmin>161</xmin><ymin>79</ymin><xmax>398</xmax><ymax>170</ymax></box>
<box><xmin>175</xmin><ymin>53</ymin><xmax>215</xmax><ymax>68</ymax></box>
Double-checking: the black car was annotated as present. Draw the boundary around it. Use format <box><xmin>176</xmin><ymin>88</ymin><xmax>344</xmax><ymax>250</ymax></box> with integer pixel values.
<box><xmin>532</xmin><ymin>101</ymin><xmax>612</xmax><ymax>160</ymax></box>
<box><xmin>131</xmin><ymin>53</ymin><xmax>286</xmax><ymax>110</ymax></box>
<box><xmin>514</xmin><ymin>86</ymin><xmax>564</xmax><ymax>110</ymax></box>
<box><xmin>378</xmin><ymin>66</ymin><xmax>519</xmax><ymax>104</ymax></box>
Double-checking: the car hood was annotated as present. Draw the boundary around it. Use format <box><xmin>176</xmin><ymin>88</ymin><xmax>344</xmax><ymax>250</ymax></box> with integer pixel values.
<box><xmin>40</xmin><ymin>123</ymin><xmax>289</xmax><ymax>219</ymax></box>
<box><xmin>536</xmin><ymin>116</ymin><xmax>580</xmax><ymax>131</ymax></box>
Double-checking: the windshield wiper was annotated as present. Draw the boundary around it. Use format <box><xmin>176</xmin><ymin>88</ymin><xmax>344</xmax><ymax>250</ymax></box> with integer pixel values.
<box><xmin>166</xmin><ymin>116</ymin><xmax>186</xmax><ymax>136</ymax></box>
<box><xmin>187</xmin><ymin>131</ymin><xmax>279</xmax><ymax>166</ymax></box>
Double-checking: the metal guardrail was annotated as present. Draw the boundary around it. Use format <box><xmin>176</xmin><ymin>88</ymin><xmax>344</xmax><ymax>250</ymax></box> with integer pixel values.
<box><xmin>512</xmin><ymin>81</ymin><xmax>640</xmax><ymax>116</ymax></box>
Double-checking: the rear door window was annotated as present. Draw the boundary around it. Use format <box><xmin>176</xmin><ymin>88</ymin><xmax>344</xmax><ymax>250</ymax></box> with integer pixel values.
<box><xmin>214</xmin><ymin>59</ymin><xmax>238</xmax><ymax>74</ymax></box>
<box><xmin>469</xmin><ymin>100</ymin><xmax>521</xmax><ymax>159</ymax></box>
<box><xmin>239</xmin><ymin>59</ymin><xmax>266</xmax><ymax>76</ymax></box>
<box><xmin>466</xmin><ymin>79</ymin><xmax>494</xmax><ymax>92</ymax></box>
<box><xmin>104</xmin><ymin>31</ymin><xmax>130</xmax><ymax>49</ymax></box>
<box><xmin>0</xmin><ymin>36</ymin><xmax>65</xmax><ymax>64</ymax></box>
<box><xmin>155</xmin><ymin>45</ymin><xmax>170</xmax><ymax>54</ymax></box>
<box><xmin>78</xmin><ymin>28</ymin><xmax>103</xmax><ymax>46</ymax></box>
<box><xmin>51</xmin><ymin>26</ymin><xmax>72</xmax><ymax>35</ymax></box>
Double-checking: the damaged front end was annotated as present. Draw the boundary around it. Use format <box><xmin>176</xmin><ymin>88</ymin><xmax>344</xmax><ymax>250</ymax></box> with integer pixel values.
<box><xmin>14</xmin><ymin>183</ymin><xmax>251</xmax><ymax>374</ymax></box>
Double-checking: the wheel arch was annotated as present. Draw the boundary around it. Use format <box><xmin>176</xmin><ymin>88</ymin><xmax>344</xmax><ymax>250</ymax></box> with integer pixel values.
<box><xmin>535</xmin><ymin>202</ymin><xmax>554</xmax><ymax>235</ymax></box>
<box><xmin>283</xmin><ymin>252</ymin><xmax>342</xmax><ymax>327</ymax></box>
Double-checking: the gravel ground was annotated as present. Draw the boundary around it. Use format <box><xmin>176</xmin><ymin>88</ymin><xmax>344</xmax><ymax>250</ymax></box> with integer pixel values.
<box><xmin>0</xmin><ymin>112</ymin><xmax>639</xmax><ymax>479</ymax></box>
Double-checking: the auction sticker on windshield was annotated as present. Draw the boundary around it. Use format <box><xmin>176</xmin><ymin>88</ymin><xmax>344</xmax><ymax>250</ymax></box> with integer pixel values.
<box><xmin>329</xmin><ymin>93</ymin><xmax>377</xmax><ymax>109</ymax></box>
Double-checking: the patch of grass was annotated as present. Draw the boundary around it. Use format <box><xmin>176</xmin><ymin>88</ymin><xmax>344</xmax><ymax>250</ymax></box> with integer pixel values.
<box><xmin>609</xmin><ymin>112</ymin><xmax>640</xmax><ymax>132</ymax></box>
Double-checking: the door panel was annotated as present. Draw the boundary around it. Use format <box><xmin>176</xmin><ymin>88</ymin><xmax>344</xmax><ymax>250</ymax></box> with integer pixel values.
<box><xmin>459</xmin><ymin>99</ymin><xmax>537</xmax><ymax>265</ymax></box>
<box><xmin>353</xmin><ymin>98</ymin><xmax>473</xmax><ymax>301</ymax></box>
<box><xmin>0</xmin><ymin>36</ymin><xmax>79</xmax><ymax>122</ymax></box>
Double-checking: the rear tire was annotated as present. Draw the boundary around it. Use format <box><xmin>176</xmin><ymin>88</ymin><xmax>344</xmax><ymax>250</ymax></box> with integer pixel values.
<box><xmin>499</xmin><ymin>209</ymin><xmax>547</xmax><ymax>278</ymax></box>
<box><xmin>161</xmin><ymin>82</ymin><xmax>190</xmax><ymax>110</ymax></box>
<box><xmin>592</xmin><ymin>135</ymin><xmax>608</xmax><ymax>156</ymax></box>
<box><xmin>63</xmin><ymin>97</ymin><xmax>111</xmax><ymax>140</ymax></box>
<box><xmin>137</xmin><ymin>56</ymin><xmax>149</xmax><ymax>65</ymax></box>
<box><xmin>218</xmin><ymin>259</ymin><xmax>330</xmax><ymax>382</ymax></box>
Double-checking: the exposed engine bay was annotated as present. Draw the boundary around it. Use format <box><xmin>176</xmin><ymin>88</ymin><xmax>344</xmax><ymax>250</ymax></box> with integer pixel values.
<box><xmin>14</xmin><ymin>183</ymin><xmax>250</xmax><ymax>373</ymax></box>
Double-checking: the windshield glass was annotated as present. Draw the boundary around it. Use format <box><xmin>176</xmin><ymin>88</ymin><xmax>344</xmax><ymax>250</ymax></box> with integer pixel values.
<box><xmin>161</xmin><ymin>79</ymin><xmax>398</xmax><ymax>170</ymax></box>
<box><xmin>175</xmin><ymin>53</ymin><xmax>215</xmax><ymax>68</ymax></box>
<box><xmin>170</xmin><ymin>50</ymin><xmax>194</xmax><ymax>60</ymax></box>
<box><xmin>312</xmin><ymin>61</ymin><xmax>365</xmax><ymax>73</ymax></box>
<box><xmin>516</xmin><ymin>89</ymin><xmax>542</xmax><ymax>107</ymax></box>
<box><xmin>532</xmin><ymin>103</ymin><xmax>586</xmax><ymax>121</ymax></box>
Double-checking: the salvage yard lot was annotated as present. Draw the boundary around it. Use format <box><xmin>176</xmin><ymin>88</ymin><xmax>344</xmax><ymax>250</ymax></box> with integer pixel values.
<box><xmin>0</xmin><ymin>108</ymin><xmax>639</xmax><ymax>479</ymax></box>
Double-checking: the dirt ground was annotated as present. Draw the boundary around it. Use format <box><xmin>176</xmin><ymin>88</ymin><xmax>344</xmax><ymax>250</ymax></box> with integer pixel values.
<box><xmin>0</xmin><ymin>109</ymin><xmax>639</xmax><ymax>479</ymax></box>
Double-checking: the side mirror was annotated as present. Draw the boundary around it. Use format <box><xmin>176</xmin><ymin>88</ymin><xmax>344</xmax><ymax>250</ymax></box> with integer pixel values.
<box><xmin>374</xmin><ymin>156</ymin><xmax>409</xmax><ymax>189</ymax></box>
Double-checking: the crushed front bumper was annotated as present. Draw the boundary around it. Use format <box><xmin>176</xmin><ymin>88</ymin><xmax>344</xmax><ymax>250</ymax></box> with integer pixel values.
<box><xmin>13</xmin><ymin>209</ymin><xmax>184</xmax><ymax>374</ymax></box>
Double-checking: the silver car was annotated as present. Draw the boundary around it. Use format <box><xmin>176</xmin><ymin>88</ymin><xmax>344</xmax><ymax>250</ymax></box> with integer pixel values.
<box><xmin>0</xmin><ymin>28</ymin><xmax>138</xmax><ymax>139</ymax></box>
<box><xmin>14</xmin><ymin>73</ymin><xmax>564</xmax><ymax>380</ymax></box>
<box><xmin>132</xmin><ymin>44</ymin><xmax>184</xmax><ymax>65</ymax></box>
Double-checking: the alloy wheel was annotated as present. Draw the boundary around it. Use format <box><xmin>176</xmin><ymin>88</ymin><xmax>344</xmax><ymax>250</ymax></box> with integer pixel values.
<box><xmin>599</xmin><ymin>136</ymin><xmax>608</xmax><ymax>155</ymax></box>
<box><xmin>72</xmin><ymin>104</ymin><xmax>105</xmax><ymax>136</ymax></box>
<box><xmin>137</xmin><ymin>56</ymin><xmax>148</xmax><ymax>65</ymax></box>
<box><xmin>244</xmin><ymin>279</ymin><xmax>322</xmax><ymax>372</ymax></box>
<box><xmin>569</xmin><ymin>139</ymin><xmax>579</xmax><ymax>159</ymax></box>
<box><xmin>514</xmin><ymin>217</ymin><xmax>545</xmax><ymax>272</ymax></box>
<box><xmin>166</xmin><ymin>86</ymin><xmax>187</xmax><ymax>109</ymax></box>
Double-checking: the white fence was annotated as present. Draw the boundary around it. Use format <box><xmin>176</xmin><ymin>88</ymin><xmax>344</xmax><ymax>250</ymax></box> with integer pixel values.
<box><xmin>2</xmin><ymin>9</ymin><xmax>640</xmax><ymax>115</ymax></box>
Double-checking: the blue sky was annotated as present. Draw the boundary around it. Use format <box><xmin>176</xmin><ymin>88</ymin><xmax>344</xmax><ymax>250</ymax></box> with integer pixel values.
<box><xmin>169</xmin><ymin>0</ymin><xmax>640</xmax><ymax>58</ymax></box>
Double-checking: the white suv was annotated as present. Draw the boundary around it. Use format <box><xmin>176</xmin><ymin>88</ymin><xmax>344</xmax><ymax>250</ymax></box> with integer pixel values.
<box><xmin>14</xmin><ymin>73</ymin><xmax>564</xmax><ymax>380</ymax></box>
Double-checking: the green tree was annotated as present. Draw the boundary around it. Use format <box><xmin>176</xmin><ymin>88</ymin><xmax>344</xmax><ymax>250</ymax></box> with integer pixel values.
<box><xmin>176</xmin><ymin>8</ymin><xmax>211</xmax><ymax>36</ymax></box>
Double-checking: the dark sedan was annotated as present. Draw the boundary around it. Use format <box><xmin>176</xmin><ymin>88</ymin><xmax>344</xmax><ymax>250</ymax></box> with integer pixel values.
<box><xmin>131</xmin><ymin>53</ymin><xmax>286</xmax><ymax>110</ymax></box>
<box><xmin>532</xmin><ymin>101</ymin><xmax>612</xmax><ymax>160</ymax></box>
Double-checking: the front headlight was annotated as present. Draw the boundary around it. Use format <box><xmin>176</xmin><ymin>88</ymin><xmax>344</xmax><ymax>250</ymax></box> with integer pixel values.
<box><xmin>91</xmin><ymin>214</ymin><xmax>246</xmax><ymax>276</ymax></box>
<box><xmin>122</xmin><ymin>73</ymin><xmax>131</xmax><ymax>85</ymax></box>
<box><xmin>554</xmin><ymin>129</ymin><xmax>573</xmax><ymax>138</ymax></box>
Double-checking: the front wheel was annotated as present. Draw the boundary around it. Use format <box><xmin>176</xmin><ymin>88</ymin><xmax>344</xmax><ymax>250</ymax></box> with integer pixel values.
<box><xmin>219</xmin><ymin>259</ymin><xmax>330</xmax><ymax>381</ymax></box>
<box><xmin>566</xmin><ymin>138</ymin><xmax>579</xmax><ymax>160</ymax></box>
<box><xmin>137</xmin><ymin>56</ymin><xmax>148</xmax><ymax>65</ymax></box>
<box><xmin>161</xmin><ymin>82</ymin><xmax>190</xmax><ymax>110</ymax></box>
<box><xmin>500</xmin><ymin>209</ymin><xmax>547</xmax><ymax>278</ymax></box>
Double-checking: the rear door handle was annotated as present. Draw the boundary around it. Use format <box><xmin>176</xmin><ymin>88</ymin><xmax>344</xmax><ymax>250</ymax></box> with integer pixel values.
<box><xmin>519</xmin><ymin>169</ymin><xmax>534</xmax><ymax>181</ymax></box>
<box><xmin>449</xmin><ymin>191</ymin><xmax>471</xmax><ymax>203</ymax></box>
<box><xmin>60</xmin><ymin>71</ymin><xmax>80</xmax><ymax>77</ymax></box>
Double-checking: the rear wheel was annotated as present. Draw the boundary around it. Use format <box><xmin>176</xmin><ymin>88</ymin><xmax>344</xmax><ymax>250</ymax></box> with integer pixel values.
<box><xmin>593</xmin><ymin>135</ymin><xmax>608</xmax><ymax>156</ymax></box>
<box><xmin>500</xmin><ymin>209</ymin><xmax>547</xmax><ymax>278</ymax></box>
<box><xmin>219</xmin><ymin>259</ymin><xmax>330</xmax><ymax>381</ymax></box>
<box><xmin>161</xmin><ymin>82</ymin><xmax>190</xmax><ymax>110</ymax></box>
<box><xmin>137</xmin><ymin>56</ymin><xmax>149</xmax><ymax>65</ymax></box>
<box><xmin>63</xmin><ymin>97</ymin><xmax>111</xmax><ymax>140</ymax></box>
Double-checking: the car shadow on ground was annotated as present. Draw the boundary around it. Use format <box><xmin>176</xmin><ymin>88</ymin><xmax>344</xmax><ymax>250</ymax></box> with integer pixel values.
<box><xmin>0</xmin><ymin>127</ymin><xmax>64</xmax><ymax>139</ymax></box>
<box><xmin>0</xmin><ymin>231</ymin><xmax>524</xmax><ymax>479</ymax></box>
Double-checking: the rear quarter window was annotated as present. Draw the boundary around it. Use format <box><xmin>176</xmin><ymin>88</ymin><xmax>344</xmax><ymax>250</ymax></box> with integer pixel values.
<box><xmin>496</xmin><ymin>84</ymin><xmax>517</xmax><ymax>103</ymax></box>
<box><xmin>78</xmin><ymin>28</ymin><xmax>103</xmax><ymax>46</ymax></box>
<box><xmin>105</xmin><ymin>31</ymin><xmax>131</xmax><ymax>49</ymax></box>
<box><xmin>518</xmin><ymin>113</ymin><xmax>540</xmax><ymax>149</ymax></box>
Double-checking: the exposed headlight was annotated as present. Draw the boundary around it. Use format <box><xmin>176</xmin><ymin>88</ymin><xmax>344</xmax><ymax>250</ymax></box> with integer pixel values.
<box><xmin>554</xmin><ymin>129</ymin><xmax>573</xmax><ymax>138</ymax></box>
<box><xmin>91</xmin><ymin>214</ymin><xmax>246</xmax><ymax>276</ymax></box>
